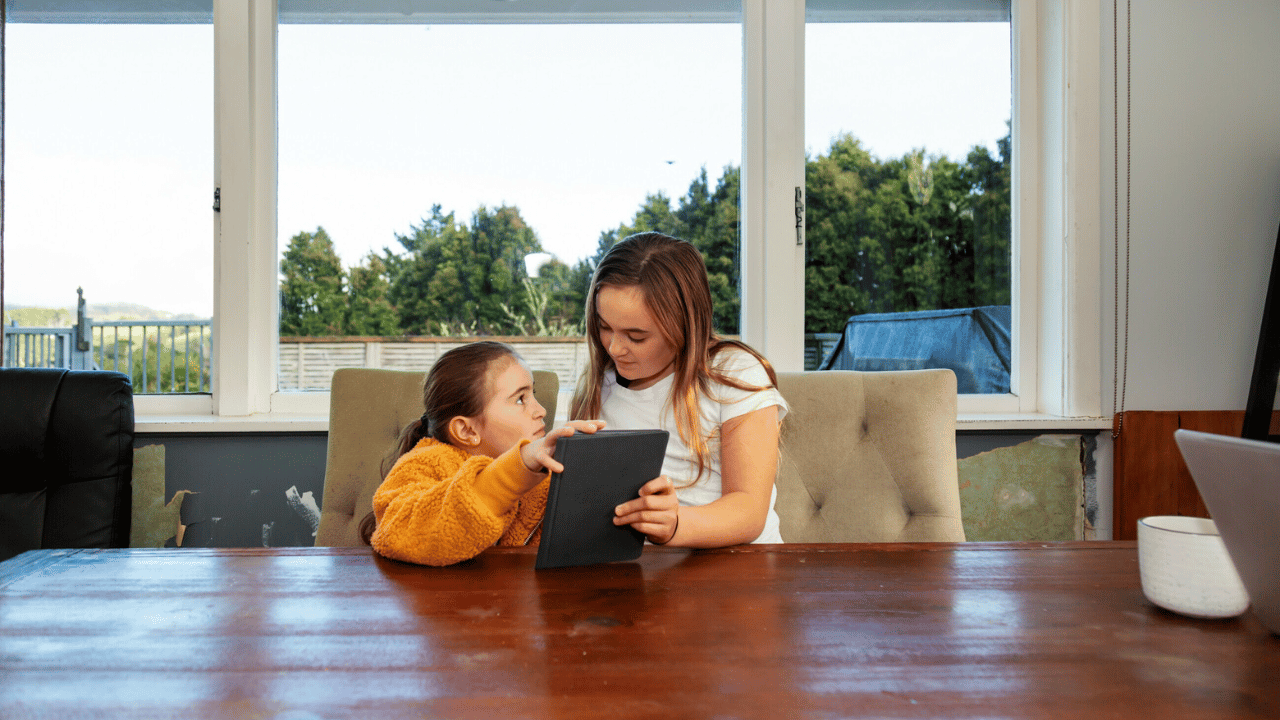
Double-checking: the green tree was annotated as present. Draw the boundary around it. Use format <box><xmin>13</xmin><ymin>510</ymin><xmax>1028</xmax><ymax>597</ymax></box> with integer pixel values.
<box><xmin>533</xmin><ymin>257</ymin><xmax>588</xmax><ymax>334</ymax></box>
<box><xmin>590</xmin><ymin>191</ymin><xmax>682</xmax><ymax>269</ymax></box>
<box><xmin>962</xmin><ymin>126</ymin><xmax>1012</xmax><ymax>306</ymax></box>
<box><xmin>589</xmin><ymin>170</ymin><xmax>744</xmax><ymax>335</ymax></box>
<box><xmin>306</xmin><ymin>126</ymin><xmax>1010</xmax><ymax>341</ymax></box>
<box><xmin>346</xmin><ymin>252</ymin><xmax>399</xmax><ymax>336</ymax></box>
<box><xmin>800</xmin><ymin>129</ymin><xmax>1011</xmax><ymax>333</ymax></box>
<box><xmin>678</xmin><ymin>166</ymin><xmax>742</xmax><ymax>334</ymax></box>
<box><xmin>386</xmin><ymin>205</ymin><xmax>545</xmax><ymax>335</ymax></box>
<box><xmin>280</xmin><ymin>227</ymin><xmax>346</xmax><ymax>336</ymax></box>
<box><xmin>804</xmin><ymin>135</ymin><xmax>880</xmax><ymax>332</ymax></box>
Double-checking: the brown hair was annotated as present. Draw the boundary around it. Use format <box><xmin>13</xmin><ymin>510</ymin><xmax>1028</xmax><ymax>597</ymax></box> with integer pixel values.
<box><xmin>570</xmin><ymin>232</ymin><xmax>776</xmax><ymax>486</ymax></box>
<box><xmin>360</xmin><ymin>340</ymin><xmax>521</xmax><ymax>546</ymax></box>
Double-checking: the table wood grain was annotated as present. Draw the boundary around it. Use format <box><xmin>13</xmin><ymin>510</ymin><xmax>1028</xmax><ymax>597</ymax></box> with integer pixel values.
<box><xmin>1</xmin><ymin>542</ymin><xmax>1276</xmax><ymax>719</ymax></box>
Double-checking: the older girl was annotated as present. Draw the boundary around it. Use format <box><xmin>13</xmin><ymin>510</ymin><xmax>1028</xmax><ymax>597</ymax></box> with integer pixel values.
<box><xmin>572</xmin><ymin>232</ymin><xmax>787</xmax><ymax>546</ymax></box>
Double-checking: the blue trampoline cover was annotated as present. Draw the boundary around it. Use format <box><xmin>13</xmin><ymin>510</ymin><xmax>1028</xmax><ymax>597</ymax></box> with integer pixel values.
<box><xmin>819</xmin><ymin>306</ymin><xmax>1011</xmax><ymax>394</ymax></box>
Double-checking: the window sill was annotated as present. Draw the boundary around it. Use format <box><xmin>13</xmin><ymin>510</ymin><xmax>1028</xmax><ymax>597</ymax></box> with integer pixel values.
<box><xmin>134</xmin><ymin>411</ymin><xmax>1112</xmax><ymax>435</ymax></box>
<box><xmin>956</xmin><ymin>414</ymin><xmax>1112</xmax><ymax>432</ymax></box>
<box><xmin>135</xmin><ymin>414</ymin><xmax>328</xmax><ymax>434</ymax></box>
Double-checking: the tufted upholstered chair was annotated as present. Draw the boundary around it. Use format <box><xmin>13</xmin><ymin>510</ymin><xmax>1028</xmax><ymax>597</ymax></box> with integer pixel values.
<box><xmin>0</xmin><ymin>368</ymin><xmax>135</xmax><ymax>561</ymax></box>
<box><xmin>773</xmin><ymin>369</ymin><xmax>965</xmax><ymax>543</ymax></box>
<box><xmin>314</xmin><ymin>366</ymin><xmax>559</xmax><ymax>547</ymax></box>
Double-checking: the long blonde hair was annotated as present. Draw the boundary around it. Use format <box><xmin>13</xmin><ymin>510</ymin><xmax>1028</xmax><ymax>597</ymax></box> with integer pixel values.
<box><xmin>570</xmin><ymin>232</ymin><xmax>777</xmax><ymax>486</ymax></box>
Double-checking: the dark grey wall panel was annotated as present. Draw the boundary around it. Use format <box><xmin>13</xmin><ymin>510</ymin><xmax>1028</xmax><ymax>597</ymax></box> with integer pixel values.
<box><xmin>139</xmin><ymin>433</ymin><xmax>328</xmax><ymax>548</ymax></box>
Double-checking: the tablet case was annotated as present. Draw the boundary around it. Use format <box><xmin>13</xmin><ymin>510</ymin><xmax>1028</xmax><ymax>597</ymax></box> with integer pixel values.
<box><xmin>535</xmin><ymin>429</ymin><xmax>670</xmax><ymax>569</ymax></box>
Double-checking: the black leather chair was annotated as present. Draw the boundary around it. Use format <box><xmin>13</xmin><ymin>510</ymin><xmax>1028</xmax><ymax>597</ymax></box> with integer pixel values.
<box><xmin>0</xmin><ymin>368</ymin><xmax>135</xmax><ymax>562</ymax></box>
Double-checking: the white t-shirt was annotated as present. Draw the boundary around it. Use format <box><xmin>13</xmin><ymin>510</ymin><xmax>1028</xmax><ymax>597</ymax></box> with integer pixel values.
<box><xmin>599</xmin><ymin>347</ymin><xmax>789</xmax><ymax>543</ymax></box>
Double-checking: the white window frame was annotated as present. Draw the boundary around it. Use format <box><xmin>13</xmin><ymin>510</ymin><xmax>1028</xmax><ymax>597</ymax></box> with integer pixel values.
<box><xmin>115</xmin><ymin>0</ymin><xmax>1104</xmax><ymax>429</ymax></box>
<box><xmin>748</xmin><ymin>0</ymin><xmax>1103</xmax><ymax>424</ymax></box>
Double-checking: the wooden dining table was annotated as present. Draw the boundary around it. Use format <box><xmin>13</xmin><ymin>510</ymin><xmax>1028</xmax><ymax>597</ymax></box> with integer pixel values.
<box><xmin>1</xmin><ymin>541</ymin><xmax>1276</xmax><ymax>719</ymax></box>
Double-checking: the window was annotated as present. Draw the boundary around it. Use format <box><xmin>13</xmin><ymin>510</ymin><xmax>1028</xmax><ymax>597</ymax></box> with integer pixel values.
<box><xmin>3</xmin><ymin>2</ymin><xmax>213</xmax><ymax>400</ymax></box>
<box><xmin>804</xmin><ymin>12</ymin><xmax>1014</xmax><ymax>397</ymax></box>
<box><xmin>2</xmin><ymin>0</ymin><xmax>1102</xmax><ymax>424</ymax></box>
<box><xmin>275</xmin><ymin>15</ymin><xmax>742</xmax><ymax>408</ymax></box>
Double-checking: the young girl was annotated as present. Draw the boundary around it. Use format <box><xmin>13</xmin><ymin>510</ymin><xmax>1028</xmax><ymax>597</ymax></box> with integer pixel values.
<box><xmin>365</xmin><ymin>340</ymin><xmax>677</xmax><ymax>567</ymax></box>
<box><xmin>573</xmin><ymin>231</ymin><xmax>788</xmax><ymax>547</ymax></box>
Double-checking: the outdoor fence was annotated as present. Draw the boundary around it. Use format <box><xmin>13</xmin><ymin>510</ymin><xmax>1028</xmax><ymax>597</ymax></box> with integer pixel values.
<box><xmin>4</xmin><ymin>320</ymin><xmax>213</xmax><ymax>393</ymax></box>
<box><xmin>92</xmin><ymin>320</ymin><xmax>213</xmax><ymax>393</ymax></box>
<box><xmin>4</xmin><ymin>320</ymin><xmax>840</xmax><ymax>394</ymax></box>
<box><xmin>5</xmin><ymin>327</ymin><xmax>78</xmax><ymax>369</ymax></box>
<box><xmin>278</xmin><ymin>336</ymin><xmax>592</xmax><ymax>392</ymax></box>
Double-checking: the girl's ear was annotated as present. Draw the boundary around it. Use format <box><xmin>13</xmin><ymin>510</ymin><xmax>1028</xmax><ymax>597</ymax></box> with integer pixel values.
<box><xmin>448</xmin><ymin>415</ymin><xmax>481</xmax><ymax>448</ymax></box>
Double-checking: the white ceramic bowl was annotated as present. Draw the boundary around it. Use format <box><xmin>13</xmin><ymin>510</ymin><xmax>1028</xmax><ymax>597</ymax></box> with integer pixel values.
<box><xmin>1138</xmin><ymin>515</ymin><xmax>1250</xmax><ymax>619</ymax></box>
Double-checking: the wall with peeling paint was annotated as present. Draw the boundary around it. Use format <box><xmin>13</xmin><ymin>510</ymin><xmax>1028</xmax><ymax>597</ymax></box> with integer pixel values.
<box><xmin>957</xmin><ymin>435</ymin><xmax>1090</xmax><ymax>541</ymax></box>
<box><xmin>133</xmin><ymin>434</ymin><xmax>328</xmax><ymax>548</ymax></box>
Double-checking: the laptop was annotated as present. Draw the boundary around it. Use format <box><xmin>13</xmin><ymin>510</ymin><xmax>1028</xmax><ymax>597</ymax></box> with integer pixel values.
<box><xmin>1174</xmin><ymin>429</ymin><xmax>1280</xmax><ymax>634</ymax></box>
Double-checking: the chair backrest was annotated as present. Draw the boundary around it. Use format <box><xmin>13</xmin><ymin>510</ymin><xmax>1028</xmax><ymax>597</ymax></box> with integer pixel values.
<box><xmin>0</xmin><ymin>368</ymin><xmax>135</xmax><ymax>561</ymax></box>
<box><xmin>315</xmin><ymin>366</ymin><xmax>560</xmax><ymax>547</ymax></box>
<box><xmin>773</xmin><ymin>369</ymin><xmax>965</xmax><ymax>543</ymax></box>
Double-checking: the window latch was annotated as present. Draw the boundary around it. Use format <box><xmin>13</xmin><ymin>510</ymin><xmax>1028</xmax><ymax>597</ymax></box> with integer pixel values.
<box><xmin>213</xmin><ymin>187</ymin><xmax>221</xmax><ymax>213</ymax></box>
<box><xmin>794</xmin><ymin>186</ymin><xmax>804</xmax><ymax>245</ymax></box>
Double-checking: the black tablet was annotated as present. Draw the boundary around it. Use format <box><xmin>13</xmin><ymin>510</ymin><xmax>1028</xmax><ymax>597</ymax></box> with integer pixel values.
<box><xmin>535</xmin><ymin>429</ymin><xmax>670</xmax><ymax>570</ymax></box>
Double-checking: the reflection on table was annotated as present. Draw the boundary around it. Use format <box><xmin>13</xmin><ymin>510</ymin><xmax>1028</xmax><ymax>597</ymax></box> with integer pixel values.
<box><xmin>1</xmin><ymin>542</ymin><xmax>1276</xmax><ymax>719</ymax></box>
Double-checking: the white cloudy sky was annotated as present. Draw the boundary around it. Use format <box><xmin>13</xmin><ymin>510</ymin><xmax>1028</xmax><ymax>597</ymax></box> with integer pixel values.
<box><xmin>4</xmin><ymin>21</ymin><xmax>1008</xmax><ymax>317</ymax></box>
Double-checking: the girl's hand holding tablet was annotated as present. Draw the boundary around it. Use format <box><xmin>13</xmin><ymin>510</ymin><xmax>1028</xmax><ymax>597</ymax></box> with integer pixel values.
<box><xmin>614</xmin><ymin>475</ymin><xmax>680</xmax><ymax>545</ymax></box>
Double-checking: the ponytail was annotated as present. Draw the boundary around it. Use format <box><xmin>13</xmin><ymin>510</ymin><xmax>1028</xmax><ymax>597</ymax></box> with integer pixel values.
<box><xmin>358</xmin><ymin>511</ymin><xmax>376</xmax><ymax>546</ymax></box>
<box><xmin>381</xmin><ymin>415</ymin><xmax>432</xmax><ymax>479</ymax></box>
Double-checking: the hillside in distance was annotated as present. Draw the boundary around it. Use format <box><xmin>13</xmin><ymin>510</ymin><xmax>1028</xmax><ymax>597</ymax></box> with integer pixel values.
<box><xmin>5</xmin><ymin>302</ymin><xmax>208</xmax><ymax>327</ymax></box>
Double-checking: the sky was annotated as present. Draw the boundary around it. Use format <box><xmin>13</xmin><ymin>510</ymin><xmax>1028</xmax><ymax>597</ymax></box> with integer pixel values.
<box><xmin>4</xmin><ymin>20</ymin><xmax>1009</xmax><ymax>318</ymax></box>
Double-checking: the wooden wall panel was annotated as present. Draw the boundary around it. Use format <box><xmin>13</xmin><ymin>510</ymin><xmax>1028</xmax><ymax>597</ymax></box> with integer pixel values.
<box><xmin>1112</xmin><ymin>410</ymin><xmax>1280</xmax><ymax>540</ymax></box>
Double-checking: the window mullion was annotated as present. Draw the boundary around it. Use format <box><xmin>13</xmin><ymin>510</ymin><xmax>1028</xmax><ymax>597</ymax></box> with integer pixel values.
<box><xmin>213</xmin><ymin>0</ymin><xmax>278</xmax><ymax>416</ymax></box>
<box><xmin>1059</xmin><ymin>0</ymin><xmax>1103</xmax><ymax>418</ymax></box>
<box><xmin>742</xmin><ymin>0</ymin><xmax>806</xmax><ymax>372</ymax></box>
<box><xmin>1022</xmin><ymin>0</ymin><xmax>1102</xmax><ymax>418</ymax></box>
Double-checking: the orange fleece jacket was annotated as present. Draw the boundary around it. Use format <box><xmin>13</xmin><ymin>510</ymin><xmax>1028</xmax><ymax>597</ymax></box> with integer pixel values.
<box><xmin>370</xmin><ymin>437</ymin><xmax>549</xmax><ymax>566</ymax></box>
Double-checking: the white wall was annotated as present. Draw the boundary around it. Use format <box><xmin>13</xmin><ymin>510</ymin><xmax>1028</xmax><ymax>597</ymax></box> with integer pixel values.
<box><xmin>1104</xmin><ymin>0</ymin><xmax>1280</xmax><ymax>412</ymax></box>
